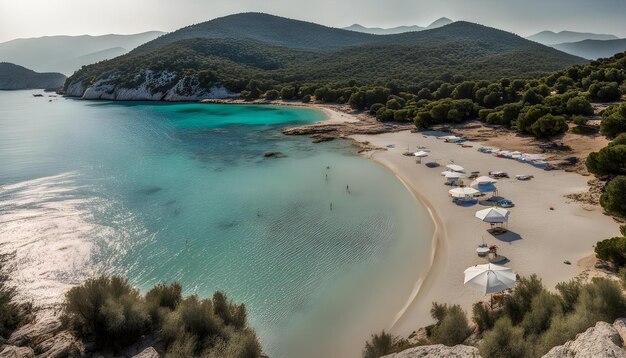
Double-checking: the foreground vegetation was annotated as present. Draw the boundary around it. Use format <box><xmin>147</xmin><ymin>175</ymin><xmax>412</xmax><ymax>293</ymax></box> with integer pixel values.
<box><xmin>363</xmin><ymin>275</ymin><xmax>626</xmax><ymax>358</ymax></box>
<box><xmin>62</xmin><ymin>276</ymin><xmax>261</xmax><ymax>357</ymax></box>
<box><xmin>0</xmin><ymin>253</ymin><xmax>33</xmax><ymax>339</ymax></box>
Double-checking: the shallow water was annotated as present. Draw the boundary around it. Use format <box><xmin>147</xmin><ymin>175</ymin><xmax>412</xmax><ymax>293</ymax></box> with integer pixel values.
<box><xmin>0</xmin><ymin>90</ymin><xmax>433</xmax><ymax>357</ymax></box>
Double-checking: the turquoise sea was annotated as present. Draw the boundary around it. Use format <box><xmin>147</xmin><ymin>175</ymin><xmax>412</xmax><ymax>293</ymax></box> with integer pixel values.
<box><xmin>0</xmin><ymin>90</ymin><xmax>433</xmax><ymax>357</ymax></box>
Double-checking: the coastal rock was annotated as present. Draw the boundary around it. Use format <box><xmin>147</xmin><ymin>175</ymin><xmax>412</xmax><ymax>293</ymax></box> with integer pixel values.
<box><xmin>8</xmin><ymin>318</ymin><xmax>62</xmax><ymax>347</ymax></box>
<box><xmin>34</xmin><ymin>331</ymin><xmax>83</xmax><ymax>358</ymax></box>
<box><xmin>131</xmin><ymin>347</ymin><xmax>160</xmax><ymax>358</ymax></box>
<box><xmin>542</xmin><ymin>320</ymin><xmax>626</xmax><ymax>358</ymax></box>
<box><xmin>68</xmin><ymin>70</ymin><xmax>239</xmax><ymax>101</ymax></box>
<box><xmin>263</xmin><ymin>151</ymin><xmax>287</xmax><ymax>158</ymax></box>
<box><xmin>382</xmin><ymin>344</ymin><xmax>481</xmax><ymax>358</ymax></box>
<box><xmin>0</xmin><ymin>346</ymin><xmax>35</xmax><ymax>358</ymax></box>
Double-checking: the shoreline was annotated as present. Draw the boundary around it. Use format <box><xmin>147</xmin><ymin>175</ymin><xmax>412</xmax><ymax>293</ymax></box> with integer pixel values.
<box><xmin>274</xmin><ymin>102</ymin><xmax>621</xmax><ymax>338</ymax></box>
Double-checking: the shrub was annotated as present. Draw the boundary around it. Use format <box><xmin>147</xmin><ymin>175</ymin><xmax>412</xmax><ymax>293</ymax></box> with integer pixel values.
<box><xmin>566</xmin><ymin>96</ymin><xmax>593</xmax><ymax>116</ymax></box>
<box><xmin>479</xmin><ymin>317</ymin><xmax>530</xmax><ymax>358</ymax></box>
<box><xmin>516</xmin><ymin>104</ymin><xmax>549</xmax><ymax>133</ymax></box>
<box><xmin>600</xmin><ymin>103</ymin><xmax>626</xmax><ymax>139</ymax></box>
<box><xmin>264</xmin><ymin>89</ymin><xmax>279</xmax><ymax>100</ymax></box>
<box><xmin>62</xmin><ymin>276</ymin><xmax>150</xmax><ymax>350</ymax></box>
<box><xmin>595</xmin><ymin>235</ymin><xmax>626</xmax><ymax>266</ymax></box>
<box><xmin>0</xmin><ymin>254</ymin><xmax>32</xmax><ymax>338</ymax></box>
<box><xmin>302</xmin><ymin>94</ymin><xmax>311</xmax><ymax>103</ymax></box>
<box><xmin>280</xmin><ymin>85</ymin><xmax>296</xmax><ymax>100</ymax></box>
<box><xmin>429</xmin><ymin>304</ymin><xmax>471</xmax><ymax>346</ymax></box>
<box><xmin>212</xmin><ymin>291</ymin><xmax>247</xmax><ymax>329</ymax></box>
<box><xmin>369</xmin><ymin>103</ymin><xmax>384</xmax><ymax>115</ymax></box>
<box><xmin>600</xmin><ymin>176</ymin><xmax>626</xmax><ymax>217</ymax></box>
<box><xmin>362</xmin><ymin>330</ymin><xmax>410</xmax><ymax>358</ymax></box>
<box><xmin>502</xmin><ymin>274</ymin><xmax>545</xmax><ymax>325</ymax></box>
<box><xmin>555</xmin><ymin>280</ymin><xmax>582</xmax><ymax>313</ymax></box>
<box><xmin>530</xmin><ymin>114</ymin><xmax>568</xmax><ymax>138</ymax></box>
<box><xmin>585</xmin><ymin>145</ymin><xmax>626</xmax><ymax>177</ymax></box>
<box><xmin>472</xmin><ymin>302</ymin><xmax>500</xmax><ymax>332</ymax></box>
<box><xmin>520</xmin><ymin>291</ymin><xmax>562</xmax><ymax>335</ymax></box>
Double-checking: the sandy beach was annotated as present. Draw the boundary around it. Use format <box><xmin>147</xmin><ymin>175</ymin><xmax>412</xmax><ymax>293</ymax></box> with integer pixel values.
<box><xmin>350</xmin><ymin>129</ymin><xmax>621</xmax><ymax>337</ymax></box>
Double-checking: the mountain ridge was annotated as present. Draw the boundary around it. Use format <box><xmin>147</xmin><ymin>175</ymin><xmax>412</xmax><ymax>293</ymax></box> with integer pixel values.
<box><xmin>63</xmin><ymin>13</ymin><xmax>586</xmax><ymax>101</ymax></box>
<box><xmin>0</xmin><ymin>62</ymin><xmax>66</xmax><ymax>90</ymax></box>
<box><xmin>343</xmin><ymin>17</ymin><xmax>453</xmax><ymax>35</ymax></box>
<box><xmin>0</xmin><ymin>31</ymin><xmax>165</xmax><ymax>75</ymax></box>
<box><xmin>552</xmin><ymin>38</ymin><xmax>626</xmax><ymax>60</ymax></box>
<box><xmin>527</xmin><ymin>30</ymin><xmax>618</xmax><ymax>45</ymax></box>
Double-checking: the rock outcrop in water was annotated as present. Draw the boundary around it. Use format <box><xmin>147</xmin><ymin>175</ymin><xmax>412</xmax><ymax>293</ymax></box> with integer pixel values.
<box><xmin>64</xmin><ymin>70</ymin><xmax>238</xmax><ymax>101</ymax></box>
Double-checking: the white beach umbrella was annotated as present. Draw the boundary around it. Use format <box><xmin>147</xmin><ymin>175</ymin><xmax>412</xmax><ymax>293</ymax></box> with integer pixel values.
<box><xmin>414</xmin><ymin>151</ymin><xmax>430</xmax><ymax>157</ymax></box>
<box><xmin>446</xmin><ymin>164</ymin><xmax>465</xmax><ymax>172</ymax></box>
<box><xmin>472</xmin><ymin>176</ymin><xmax>497</xmax><ymax>185</ymax></box>
<box><xmin>442</xmin><ymin>171</ymin><xmax>468</xmax><ymax>179</ymax></box>
<box><xmin>475</xmin><ymin>208</ymin><xmax>510</xmax><ymax>223</ymax></box>
<box><xmin>464</xmin><ymin>264</ymin><xmax>517</xmax><ymax>294</ymax></box>
<box><xmin>449</xmin><ymin>187</ymin><xmax>479</xmax><ymax>198</ymax></box>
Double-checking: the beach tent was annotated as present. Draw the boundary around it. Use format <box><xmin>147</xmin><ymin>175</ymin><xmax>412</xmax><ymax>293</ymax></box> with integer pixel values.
<box><xmin>475</xmin><ymin>208</ymin><xmax>510</xmax><ymax>223</ymax></box>
<box><xmin>471</xmin><ymin>182</ymin><xmax>497</xmax><ymax>193</ymax></box>
<box><xmin>464</xmin><ymin>264</ymin><xmax>516</xmax><ymax>294</ymax></box>
<box><xmin>414</xmin><ymin>151</ymin><xmax>430</xmax><ymax>157</ymax></box>
<box><xmin>442</xmin><ymin>171</ymin><xmax>467</xmax><ymax>179</ymax></box>
<box><xmin>445</xmin><ymin>164</ymin><xmax>465</xmax><ymax>172</ymax></box>
<box><xmin>449</xmin><ymin>187</ymin><xmax>479</xmax><ymax>198</ymax></box>
<box><xmin>472</xmin><ymin>176</ymin><xmax>497</xmax><ymax>185</ymax></box>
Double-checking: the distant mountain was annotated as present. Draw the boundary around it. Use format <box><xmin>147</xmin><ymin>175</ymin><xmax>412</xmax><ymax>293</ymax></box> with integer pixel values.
<box><xmin>552</xmin><ymin>38</ymin><xmax>626</xmax><ymax>60</ymax></box>
<box><xmin>426</xmin><ymin>17</ymin><xmax>453</xmax><ymax>29</ymax></box>
<box><xmin>0</xmin><ymin>31</ymin><xmax>165</xmax><ymax>75</ymax></box>
<box><xmin>343</xmin><ymin>17</ymin><xmax>453</xmax><ymax>35</ymax></box>
<box><xmin>527</xmin><ymin>30</ymin><xmax>618</xmax><ymax>45</ymax></box>
<box><xmin>0</xmin><ymin>62</ymin><xmax>65</xmax><ymax>90</ymax></box>
<box><xmin>64</xmin><ymin>14</ymin><xmax>586</xmax><ymax>101</ymax></box>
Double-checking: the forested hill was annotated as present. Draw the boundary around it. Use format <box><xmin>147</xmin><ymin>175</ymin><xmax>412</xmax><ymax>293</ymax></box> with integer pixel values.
<box><xmin>0</xmin><ymin>62</ymin><xmax>66</xmax><ymax>90</ymax></box>
<box><xmin>133</xmin><ymin>12</ymin><xmax>375</xmax><ymax>53</ymax></box>
<box><xmin>64</xmin><ymin>13</ymin><xmax>586</xmax><ymax>100</ymax></box>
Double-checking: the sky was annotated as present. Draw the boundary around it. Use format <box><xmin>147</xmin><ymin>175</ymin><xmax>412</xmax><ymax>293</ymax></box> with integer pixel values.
<box><xmin>1</xmin><ymin>0</ymin><xmax>626</xmax><ymax>43</ymax></box>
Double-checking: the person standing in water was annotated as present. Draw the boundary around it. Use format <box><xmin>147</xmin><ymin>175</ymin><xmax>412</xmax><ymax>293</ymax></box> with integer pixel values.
<box><xmin>330</xmin><ymin>202</ymin><xmax>333</xmax><ymax>211</ymax></box>
<box><xmin>346</xmin><ymin>185</ymin><xmax>350</xmax><ymax>194</ymax></box>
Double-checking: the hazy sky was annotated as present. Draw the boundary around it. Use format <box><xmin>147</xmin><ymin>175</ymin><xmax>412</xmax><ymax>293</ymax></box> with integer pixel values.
<box><xmin>1</xmin><ymin>0</ymin><xmax>626</xmax><ymax>42</ymax></box>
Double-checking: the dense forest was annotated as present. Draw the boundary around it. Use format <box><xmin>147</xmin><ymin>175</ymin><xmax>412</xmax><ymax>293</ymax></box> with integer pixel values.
<box><xmin>64</xmin><ymin>14</ymin><xmax>584</xmax><ymax>96</ymax></box>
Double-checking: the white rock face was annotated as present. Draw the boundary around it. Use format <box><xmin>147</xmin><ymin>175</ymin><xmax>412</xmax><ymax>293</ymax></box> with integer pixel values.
<box><xmin>382</xmin><ymin>344</ymin><xmax>481</xmax><ymax>358</ymax></box>
<box><xmin>132</xmin><ymin>347</ymin><xmax>160</xmax><ymax>358</ymax></box>
<box><xmin>543</xmin><ymin>320</ymin><xmax>626</xmax><ymax>358</ymax></box>
<box><xmin>66</xmin><ymin>70</ymin><xmax>239</xmax><ymax>101</ymax></box>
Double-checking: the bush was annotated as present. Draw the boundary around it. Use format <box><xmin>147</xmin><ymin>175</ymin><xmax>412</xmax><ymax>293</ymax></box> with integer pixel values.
<box><xmin>369</xmin><ymin>103</ymin><xmax>384</xmax><ymax>115</ymax></box>
<box><xmin>585</xmin><ymin>144</ymin><xmax>626</xmax><ymax>177</ymax></box>
<box><xmin>479</xmin><ymin>317</ymin><xmax>530</xmax><ymax>358</ymax></box>
<box><xmin>429</xmin><ymin>303</ymin><xmax>471</xmax><ymax>346</ymax></box>
<box><xmin>0</xmin><ymin>254</ymin><xmax>32</xmax><ymax>338</ymax></box>
<box><xmin>362</xmin><ymin>330</ymin><xmax>410</xmax><ymax>358</ymax></box>
<box><xmin>516</xmin><ymin>104</ymin><xmax>549</xmax><ymax>133</ymax></box>
<box><xmin>62</xmin><ymin>276</ymin><xmax>151</xmax><ymax>350</ymax></box>
<box><xmin>530</xmin><ymin>114</ymin><xmax>568</xmax><ymax>138</ymax></box>
<box><xmin>600</xmin><ymin>103</ymin><xmax>626</xmax><ymax>139</ymax></box>
<box><xmin>595</xmin><ymin>235</ymin><xmax>626</xmax><ymax>266</ymax></box>
<box><xmin>555</xmin><ymin>280</ymin><xmax>582</xmax><ymax>313</ymax></box>
<box><xmin>280</xmin><ymin>85</ymin><xmax>296</xmax><ymax>100</ymax></box>
<box><xmin>502</xmin><ymin>274</ymin><xmax>545</xmax><ymax>325</ymax></box>
<box><xmin>600</xmin><ymin>176</ymin><xmax>626</xmax><ymax>217</ymax></box>
<box><xmin>520</xmin><ymin>291</ymin><xmax>562</xmax><ymax>335</ymax></box>
<box><xmin>264</xmin><ymin>89</ymin><xmax>279</xmax><ymax>100</ymax></box>
<box><xmin>566</xmin><ymin>96</ymin><xmax>594</xmax><ymax>116</ymax></box>
<box><xmin>302</xmin><ymin>94</ymin><xmax>311</xmax><ymax>103</ymax></box>
<box><xmin>472</xmin><ymin>302</ymin><xmax>500</xmax><ymax>332</ymax></box>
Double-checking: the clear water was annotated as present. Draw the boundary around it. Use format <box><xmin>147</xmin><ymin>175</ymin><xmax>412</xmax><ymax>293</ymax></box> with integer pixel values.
<box><xmin>0</xmin><ymin>90</ymin><xmax>433</xmax><ymax>357</ymax></box>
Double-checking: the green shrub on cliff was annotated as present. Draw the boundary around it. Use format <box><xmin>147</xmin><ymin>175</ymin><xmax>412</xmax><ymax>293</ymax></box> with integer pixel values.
<box><xmin>0</xmin><ymin>253</ymin><xmax>32</xmax><ymax>338</ymax></box>
<box><xmin>62</xmin><ymin>276</ymin><xmax>261</xmax><ymax>356</ymax></box>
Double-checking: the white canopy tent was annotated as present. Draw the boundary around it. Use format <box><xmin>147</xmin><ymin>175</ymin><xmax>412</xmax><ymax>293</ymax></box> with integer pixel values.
<box><xmin>475</xmin><ymin>208</ymin><xmax>510</xmax><ymax>223</ymax></box>
<box><xmin>414</xmin><ymin>151</ymin><xmax>430</xmax><ymax>157</ymax></box>
<box><xmin>442</xmin><ymin>171</ymin><xmax>468</xmax><ymax>179</ymax></box>
<box><xmin>445</xmin><ymin>164</ymin><xmax>465</xmax><ymax>172</ymax></box>
<box><xmin>472</xmin><ymin>176</ymin><xmax>497</xmax><ymax>185</ymax></box>
<box><xmin>449</xmin><ymin>187</ymin><xmax>479</xmax><ymax>198</ymax></box>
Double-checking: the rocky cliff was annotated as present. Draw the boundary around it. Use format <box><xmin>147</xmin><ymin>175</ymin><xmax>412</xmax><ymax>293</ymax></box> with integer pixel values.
<box><xmin>384</xmin><ymin>319</ymin><xmax>626</xmax><ymax>358</ymax></box>
<box><xmin>64</xmin><ymin>70</ymin><xmax>238</xmax><ymax>101</ymax></box>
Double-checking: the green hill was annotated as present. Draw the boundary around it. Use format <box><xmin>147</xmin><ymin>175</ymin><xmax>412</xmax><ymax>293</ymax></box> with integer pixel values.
<box><xmin>64</xmin><ymin>14</ymin><xmax>586</xmax><ymax>99</ymax></box>
<box><xmin>0</xmin><ymin>62</ymin><xmax>66</xmax><ymax>90</ymax></box>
